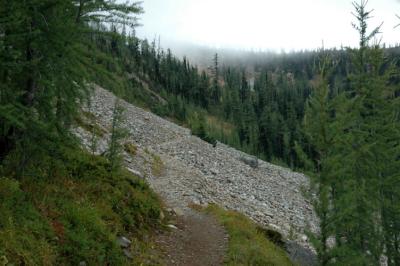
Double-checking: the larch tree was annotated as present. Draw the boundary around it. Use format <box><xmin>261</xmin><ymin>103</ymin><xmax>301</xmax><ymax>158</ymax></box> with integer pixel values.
<box><xmin>302</xmin><ymin>1</ymin><xmax>400</xmax><ymax>264</ymax></box>
<box><xmin>0</xmin><ymin>0</ymin><xmax>143</xmax><ymax>175</ymax></box>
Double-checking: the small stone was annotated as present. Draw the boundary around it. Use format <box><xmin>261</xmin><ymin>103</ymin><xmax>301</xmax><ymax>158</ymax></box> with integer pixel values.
<box><xmin>192</xmin><ymin>198</ymin><xmax>201</xmax><ymax>205</ymax></box>
<box><xmin>172</xmin><ymin>207</ymin><xmax>184</xmax><ymax>216</ymax></box>
<box><xmin>79</xmin><ymin>261</ymin><xmax>87</xmax><ymax>266</ymax></box>
<box><xmin>211</xmin><ymin>169</ymin><xmax>219</xmax><ymax>175</ymax></box>
<box><xmin>127</xmin><ymin>168</ymin><xmax>144</xmax><ymax>179</ymax></box>
<box><xmin>117</xmin><ymin>236</ymin><xmax>131</xmax><ymax>248</ymax></box>
<box><xmin>167</xmin><ymin>224</ymin><xmax>178</xmax><ymax>230</ymax></box>
<box><xmin>159</xmin><ymin>210</ymin><xmax>165</xmax><ymax>220</ymax></box>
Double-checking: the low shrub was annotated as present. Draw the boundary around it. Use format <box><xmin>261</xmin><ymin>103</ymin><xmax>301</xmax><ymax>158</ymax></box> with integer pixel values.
<box><xmin>0</xmin><ymin>147</ymin><xmax>163</xmax><ymax>265</ymax></box>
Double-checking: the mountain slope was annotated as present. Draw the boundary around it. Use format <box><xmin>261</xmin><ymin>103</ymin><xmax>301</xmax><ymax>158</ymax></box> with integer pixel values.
<box><xmin>76</xmin><ymin>85</ymin><xmax>318</xmax><ymax>251</ymax></box>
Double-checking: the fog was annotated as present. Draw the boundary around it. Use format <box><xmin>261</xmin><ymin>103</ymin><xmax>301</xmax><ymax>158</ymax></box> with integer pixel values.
<box><xmin>135</xmin><ymin>0</ymin><xmax>400</xmax><ymax>53</ymax></box>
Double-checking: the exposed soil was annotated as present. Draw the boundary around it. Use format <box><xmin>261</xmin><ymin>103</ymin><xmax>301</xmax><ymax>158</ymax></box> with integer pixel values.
<box><xmin>155</xmin><ymin>209</ymin><xmax>228</xmax><ymax>266</ymax></box>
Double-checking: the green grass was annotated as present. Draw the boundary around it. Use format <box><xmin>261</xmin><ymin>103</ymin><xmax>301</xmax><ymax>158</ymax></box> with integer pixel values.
<box><xmin>151</xmin><ymin>154</ymin><xmax>164</xmax><ymax>177</ymax></box>
<box><xmin>204</xmin><ymin>204</ymin><xmax>293</xmax><ymax>266</ymax></box>
<box><xmin>0</xmin><ymin>147</ymin><xmax>163</xmax><ymax>265</ymax></box>
<box><xmin>124</xmin><ymin>142</ymin><xmax>138</xmax><ymax>156</ymax></box>
<box><xmin>75</xmin><ymin>113</ymin><xmax>107</xmax><ymax>137</ymax></box>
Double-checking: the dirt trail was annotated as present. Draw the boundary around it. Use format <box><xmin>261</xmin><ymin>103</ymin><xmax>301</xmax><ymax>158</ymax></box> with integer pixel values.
<box><xmin>156</xmin><ymin>209</ymin><xmax>227</xmax><ymax>266</ymax></box>
<box><xmin>148</xmin><ymin>152</ymin><xmax>228</xmax><ymax>266</ymax></box>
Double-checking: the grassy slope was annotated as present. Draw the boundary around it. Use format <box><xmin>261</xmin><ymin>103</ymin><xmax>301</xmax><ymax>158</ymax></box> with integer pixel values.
<box><xmin>204</xmin><ymin>204</ymin><xmax>293</xmax><ymax>266</ymax></box>
<box><xmin>0</xmin><ymin>147</ymin><xmax>163</xmax><ymax>265</ymax></box>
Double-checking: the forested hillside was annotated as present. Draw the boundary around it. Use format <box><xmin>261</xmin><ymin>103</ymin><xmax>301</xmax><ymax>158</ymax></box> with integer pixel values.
<box><xmin>91</xmin><ymin>17</ymin><xmax>400</xmax><ymax>169</ymax></box>
<box><xmin>1</xmin><ymin>0</ymin><xmax>399</xmax><ymax>265</ymax></box>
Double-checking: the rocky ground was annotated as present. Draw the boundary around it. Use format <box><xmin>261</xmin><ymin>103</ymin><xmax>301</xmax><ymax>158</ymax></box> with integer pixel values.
<box><xmin>75</xmin><ymin>85</ymin><xmax>319</xmax><ymax>264</ymax></box>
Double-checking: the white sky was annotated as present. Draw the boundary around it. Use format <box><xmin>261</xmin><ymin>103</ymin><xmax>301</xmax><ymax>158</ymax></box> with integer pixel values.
<box><xmin>135</xmin><ymin>0</ymin><xmax>400</xmax><ymax>51</ymax></box>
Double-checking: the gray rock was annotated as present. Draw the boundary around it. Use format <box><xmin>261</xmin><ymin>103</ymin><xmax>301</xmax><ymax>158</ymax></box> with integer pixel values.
<box><xmin>239</xmin><ymin>155</ymin><xmax>259</xmax><ymax>168</ymax></box>
<box><xmin>167</xmin><ymin>224</ymin><xmax>178</xmax><ymax>230</ymax></box>
<box><xmin>127</xmin><ymin>168</ymin><xmax>144</xmax><ymax>179</ymax></box>
<box><xmin>117</xmin><ymin>236</ymin><xmax>131</xmax><ymax>248</ymax></box>
<box><xmin>285</xmin><ymin>240</ymin><xmax>318</xmax><ymax>266</ymax></box>
<box><xmin>210</xmin><ymin>168</ymin><xmax>219</xmax><ymax>175</ymax></box>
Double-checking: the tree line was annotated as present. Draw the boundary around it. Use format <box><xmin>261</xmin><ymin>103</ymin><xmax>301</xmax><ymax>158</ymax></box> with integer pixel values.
<box><xmin>1</xmin><ymin>0</ymin><xmax>399</xmax><ymax>264</ymax></box>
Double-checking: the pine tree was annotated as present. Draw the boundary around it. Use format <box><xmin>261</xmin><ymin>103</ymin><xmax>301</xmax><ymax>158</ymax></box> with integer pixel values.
<box><xmin>301</xmin><ymin>52</ymin><xmax>336</xmax><ymax>265</ymax></box>
<box><xmin>211</xmin><ymin>53</ymin><xmax>221</xmax><ymax>104</ymax></box>
<box><xmin>0</xmin><ymin>0</ymin><xmax>143</xmax><ymax>175</ymax></box>
<box><xmin>329</xmin><ymin>2</ymin><xmax>386</xmax><ymax>263</ymax></box>
<box><xmin>301</xmin><ymin>1</ymin><xmax>400</xmax><ymax>264</ymax></box>
<box><xmin>106</xmin><ymin>100</ymin><xmax>127</xmax><ymax>174</ymax></box>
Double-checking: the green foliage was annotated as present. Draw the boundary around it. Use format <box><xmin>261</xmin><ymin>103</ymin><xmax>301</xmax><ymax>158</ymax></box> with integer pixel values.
<box><xmin>0</xmin><ymin>147</ymin><xmax>162</xmax><ymax>265</ymax></box>
<box><xmin>189</xmin><ymin>111</ymin><xmax>217</xmax><ymax>145</ymax></box>
<box><xmin>75</xmin><ymin>114</ymin><xmax>106</xmax><ymax>138</ymax></box>
<box><xmin>0</xmin><ymin>177</ymin><xmax>56</xmax><ymax>265</ymax></box>
<box><xmin>302</xmin><ymin>52</ymin><xmax>337</xmax><ymax>266</ymax></box>
<box><xmin>204</xmin><ymin>204</ymin><xmax>293</xmax><ymax>266</ymax></box>
<box><xmin>124</xmin><ymin>142</ymin><xmax>138</xmax><ymax>156</ymax></box>
<box><xmin>0</xmin><ymin>0</ymin><xmax>143</xmax><ymax>172</ymax></box>
<box><xmin>106</xmin><ymin>100</ymin><xmax>128</xmax><ymax>174</ymax></box>
<box><xmin>150</xmin><ymin>153</ymin><xmax>164</xmax><ymax>177</ymax></box>
<box><xmin>302</xmin><ymin>2</ymin><xmax>400</xmax><ymax>265</ymax></box>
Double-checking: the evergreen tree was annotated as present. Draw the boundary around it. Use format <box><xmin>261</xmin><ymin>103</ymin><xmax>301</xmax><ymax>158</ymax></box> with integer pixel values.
<box><xmin>106</xmin><ymin>100</ymin><xmax>127</xmax><ymax>174</ymax></box>
<box><xmin>301</xmin><ymin>53</ymin><xmax>336</xmax><ymax>265</ymax></box>
<box><xmin>211</xmin><ymin>53</ymin><xmax>221</xmax><ymax>104</ymax></box>
<box><xmin>302</xmin><ymin>1</ymin><xmax>400</xmax><ymax>264</ymax></box>
<box><xmin>0</xmin><ymin>0</ymin><xmax>143</xmax><ymax>175</ymax></box>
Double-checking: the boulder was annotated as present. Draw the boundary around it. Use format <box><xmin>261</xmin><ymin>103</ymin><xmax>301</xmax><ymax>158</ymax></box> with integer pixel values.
<box><xmin>239</xmin><ymin>155</ymin><xmax>258</xmax><ymax>168</ymax></box>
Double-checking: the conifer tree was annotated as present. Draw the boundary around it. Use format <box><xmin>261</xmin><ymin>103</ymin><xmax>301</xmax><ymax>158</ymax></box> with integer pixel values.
<box><xmin>301</xmin><ymin>53</ymin><xmax>336</xmax><ymax>265</ymax></box>
<box><xmin>0</xmin><ymin>0</ymin><xmax>143</xmax><ymax>172</ymax></box>
<box><xmin>301</xmin><ymin>1</ymin><xmax>400</xmax><ymax>264</ymax></box>
<box><xmin>211</xmin><ymin>53</ymin><xmax>221</xmax><ymax>104</ymax></box>
<box><xmin>329</xmin><ymin>2</ymin><xmax>388</xmax><ymax>263</ymax></box>
<box><xmin>106</xmin><ymin>100</ymin><xmax>127</xmax><ymax>174</ymax></box>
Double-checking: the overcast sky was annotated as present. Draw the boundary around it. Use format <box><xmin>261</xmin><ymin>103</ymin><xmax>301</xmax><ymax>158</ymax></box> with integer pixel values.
<box><xmin>135</xmin><ymin>0</ymin><xmax>400</xmax><ymax>51</ymax></box>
